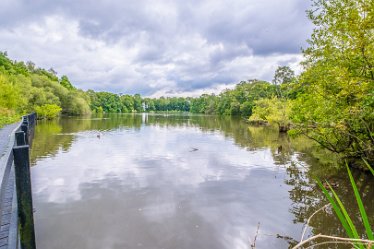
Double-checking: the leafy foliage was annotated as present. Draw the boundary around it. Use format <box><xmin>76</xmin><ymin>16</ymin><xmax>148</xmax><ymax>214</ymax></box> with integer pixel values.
<box><xmin>86</xmin><ymin>79</ymin><xmax>276</xmax><ymax>117</ymax></box>
<box><xmin>0</xmin><ymin>52</ymin><xmax>91</xmax><ymax>126</ymax></box>
<box><xmin>317</xmin><ymin>161</ymin><xmax>374</xmax><ymax>247</ymax></box>
<box><xmin>60</xmin><ymin>75</ymin><xmax>75</xmax><ymax>90</ymax></box>
<box><xmin>250</xmin><ymin>97</ymin><xmax>292</xmax><ymax>132</ymax></box>
<box><xmin>290</xmin><ymin>0</ymin><xmax>374</xmax><ymax>165</ymax></box>
<box><xmin>34</xmin><ymin>104</ymin><xmax>62</xmax><ymax>120</ymax></box>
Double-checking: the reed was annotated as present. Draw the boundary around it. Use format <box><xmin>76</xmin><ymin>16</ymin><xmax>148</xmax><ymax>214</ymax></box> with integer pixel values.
<box><xmin>293</xmin><ymin>159</ymin><xmax>374</xmax><ymax>248</ymax></box>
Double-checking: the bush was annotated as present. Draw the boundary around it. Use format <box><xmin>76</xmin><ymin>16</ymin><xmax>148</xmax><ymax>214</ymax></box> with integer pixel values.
<box><xmin>0</xmin><ymin>107</ymin><xmax>20</xmax><ymax>128</ymax></box>
<box><xmin>34</xmin><ymin>104</ymin><xmax>62</xmax><ymax>120</ymax></box>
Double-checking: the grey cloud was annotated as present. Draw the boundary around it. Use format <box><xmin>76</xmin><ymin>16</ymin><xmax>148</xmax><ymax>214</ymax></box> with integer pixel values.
<box><xmin>0</xmin><ymin>0</ymin><xmax>313</xmax><ymax>96</ymax></box>
<box><xmin>201</xmin><ymin>1</ymin><xmax>312</xmax><ymax>55</ymax></box>
<box><xmin>1</xmin><ymin>0</ymin><xmax>312</xmax><ymax>54</ymax></box>
<box><xmin>209</xmin><ymin>44</ymin><xmax>251</xmax><ymax>67</ymax></box>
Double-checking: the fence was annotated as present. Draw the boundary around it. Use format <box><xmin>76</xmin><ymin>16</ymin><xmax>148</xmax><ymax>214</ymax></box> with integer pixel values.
<box><xmin>0</xmin><ymin>113</ymin><xmax>37</xmax><ymax>249</ymax></box>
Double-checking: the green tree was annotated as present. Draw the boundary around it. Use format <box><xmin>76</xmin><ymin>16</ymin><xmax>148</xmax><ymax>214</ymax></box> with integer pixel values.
<box><xmin>60</xmin><ymin>75</ymin><xmax>75</xmax><ymax>90</ymax></box>
<box><xmin>120</xmin><ymin>94</ymin><xmax>134</xmax><ymax>112</ymax></box>
<box><xmin>0</xmin><ymin>74</ymin><xmax>22</xmax><ymax>110</ymax></box>
<box><xmin>0</xmin><ymin>52</ymin><xmax>91</xmax><ymax>120</ymax></box>
<box><xmin>290</xmin><ymin>0</ymin><xmax>374</xmax><ymax>165</ymax></box>
<box><xmin>133</xmin><ymin>94</ymin><xmax>143</xmax><ymax>112</ymax></box>
<box><xmin>273</xmin><ymin>66</ymin><xmax>296</xmax><ymax>98</ymax></box>
<box><xmin>34</xmin><ymin>104</ymin><xmax>62</xmax><ymax>119</ymax></box>
<box><xmin>250</xmin><ymin>97</ymin><xmax>292</xmax><ymax>132</ymax></box>
<box><xmin>216</xmin><ymin>80</ymin><xmax>276</xmax><ymax>117</ymax></box>
<box><xmin>273</xmin><ymin>66</ymin><xmax>295</xmax><ymax>86</ymax></box>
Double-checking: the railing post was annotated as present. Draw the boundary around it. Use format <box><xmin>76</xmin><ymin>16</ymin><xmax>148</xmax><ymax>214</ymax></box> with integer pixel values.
<box><xmin>13</xmin><ymin>145</ymin><xmax>36</xmax><ymax>249</ymax></box>
<box><xmin>31</xmin><ymin>113</ymin><xmax>37</xmax><ymax>126</ymax></box>
<box><xmin>22</xmin><ymin>116</ymin><xmax>29</xmax><ymax>126</ymax></box>
<box><xmin>20</xmin><ymin>124</ymin><xmax>29</xmax><ymax>145</ymax></box>
<box><xmin>15</xmin><ymin>131</ymin><xmax>26</xmax><ymax>146</ymax></box>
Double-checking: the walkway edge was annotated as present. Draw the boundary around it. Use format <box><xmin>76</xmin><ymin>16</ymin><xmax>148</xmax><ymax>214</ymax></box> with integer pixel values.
<box><xmin>0</xmin><ymin>122</ymin><xmax>21</xmax><ymax>193</ymax></box>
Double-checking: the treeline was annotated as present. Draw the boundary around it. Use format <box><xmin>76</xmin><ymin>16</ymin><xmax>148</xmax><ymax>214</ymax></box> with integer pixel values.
<box><xmin>0</xmin><ymin>0</ymin><xmax>372</xmax><ymax>165</ymax></box>
<box><xmin>86</xmin><ymin>78</ymin><xmax>287</xmax><ymax>116</ymax></box>
<box><xmin>0</xmin><ymin>50</ymin><xmax>286</xmax><ymax>124</ymax></box>
<box><xmin>0</xmin><ymin>52</ymin><xmax>91</xmax><ymax>125</ymax></box>
<box><xmin>86</xmin><ymin>91</ymin><xmax>192</xmax><ymax>113</ymax></box>
<box><xmin>85</xmin><ymin>0</ymin><xmax>374</xmax><ymax>165</ymax></box>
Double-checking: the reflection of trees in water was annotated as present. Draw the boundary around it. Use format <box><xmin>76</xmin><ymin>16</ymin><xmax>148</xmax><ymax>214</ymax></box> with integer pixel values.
<box><xmin>284</xmin><ymin>161</ymin><xmax>374</xmax><ymax>248</ymax></box>
<box><xmin>30</xmin><ymin>113</ymin><xmax>348</xmax><ymax>179</ymax></box>
<box><xmin>31</xmin><ymin>113</ymin><xmax>374</xmax><ymax>247</ymax></box>
<box><xmin>31</xmin><ymin>120</ymin><xmax>73</xmax><ymax>165</ymax></box>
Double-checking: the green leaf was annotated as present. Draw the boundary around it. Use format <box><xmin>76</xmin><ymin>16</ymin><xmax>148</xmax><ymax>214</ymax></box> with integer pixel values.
<box><xmin>326</xmin><ymin>182</ymin><xmax>363</xmax><ymax>249</ymax></box>
<box><xmin>346</xmin><ymin>163</ymin><xmax>374</xmax><ymax>240</ymax></box>
<box><xmin>362</xmin><ymin>158</ymin><xmax>374</xmax><ymax>176</ymax></box>
<box><xmin>316</xmin><ymin>179</ymin><xmax>354</xmax><ymax>238</ymax></box>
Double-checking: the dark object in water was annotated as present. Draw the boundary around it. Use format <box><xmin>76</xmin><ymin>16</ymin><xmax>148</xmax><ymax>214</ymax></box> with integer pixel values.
<box><xmin>190</xmin><ymin>147</ymin><xmax>198</xmax><ymax>152</ymax></box>
<box><xmin>277</xmin><ymin>145</ymin><xmax>283</xmax><ymax>153</ymax></box>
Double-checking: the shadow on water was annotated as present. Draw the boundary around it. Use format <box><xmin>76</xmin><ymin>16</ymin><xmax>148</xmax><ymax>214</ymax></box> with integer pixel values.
<box><xmin>30</xmin><ymin>113</ymin><xmax>374</xmax><ymax>249</ymax></box>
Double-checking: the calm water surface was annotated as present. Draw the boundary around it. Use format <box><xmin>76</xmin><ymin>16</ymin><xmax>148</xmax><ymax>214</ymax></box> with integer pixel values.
<box><xmin>30</xmin><ymin>114</ymin><xmax>374</xmax><ymax>249</ymax></box>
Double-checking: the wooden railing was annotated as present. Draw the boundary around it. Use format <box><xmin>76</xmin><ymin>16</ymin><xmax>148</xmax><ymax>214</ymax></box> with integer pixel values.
<box><xmin>0</xmin><ymin>113</ymin><xmax>37</xmax><ymax>249</ymax></box>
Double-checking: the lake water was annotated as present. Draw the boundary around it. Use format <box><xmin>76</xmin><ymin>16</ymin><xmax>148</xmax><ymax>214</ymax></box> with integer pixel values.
<box><xmin>30</xmin><ymin>114</ymin><xmax>374</xmax><ymax>249</ymax></box>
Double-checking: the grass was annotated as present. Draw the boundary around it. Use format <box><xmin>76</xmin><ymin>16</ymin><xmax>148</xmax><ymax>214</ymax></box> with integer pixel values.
<box><xmin>294</xmin><ymin>160</ymin><xmax>374</xmax><ymax>248</ymax></box>
<box><xmin>363</xmin><ymin>159</ymin><xmax>374</xmax><ymax>176</ymax></box>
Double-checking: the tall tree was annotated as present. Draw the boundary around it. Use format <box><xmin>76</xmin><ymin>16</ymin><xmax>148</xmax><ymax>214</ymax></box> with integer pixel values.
<box><xmin>133</xmin><ymin>94</ymin><xmax>143</xmax><ymax>112</ymax></box>
<box><xmin>273</xmin><ymin>66</ymin><xmax>295</xmax><ymax>86</ymax></box>
<box><xmin>291</xmin><ymin>0</ymin><xmax>374</xmax><ymax>165</ymax></box>
<box><xmin>60</xmin><ymin>75</ymin><xmax>75</xmax><ymax>90</ymax></box>
<box><xmin>273</xmin><ymin>66</ymin><xmax>295</xmax><ymax>98</ymax></box>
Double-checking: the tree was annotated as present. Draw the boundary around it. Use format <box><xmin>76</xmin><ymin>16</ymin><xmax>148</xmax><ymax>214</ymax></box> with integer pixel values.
<box><xmin>250</xmin><ymin>97</ymin><xmax>292</xmax><ymax>132</ymax></box>
<box><xmin>290</xmin><ymin>0</ymin><xmax>374</xmax><ymax>165</ymax></box>
<box><xmin>273</xmin><ymin>66</ymin><xmax>295</xmax><ymax>85</ymax></box>
<box><xmin>60</xmin><ymin>75</ymin><xmax>75</xmax><ymax>90</ymax></box>
<box><xmin>34</xmin><ymin>104</ymin><xmax>62</xmax><ymax>119</ymax></box>
<box><xmin>215</xmin><ymin>80</ymin><xmax>276</xmax><ymax>117</ymax></box>
<box><xmin>120</xmin><ymin>94</ymin><xmax>134</xmax><ymax>112</ymax></box>
<box><xmin>273</xmin><ymin>66</ymin><xmax>295</xmax><ymax>98</ymax></box>
<box><xmin>0</xmin><ymin>53</ymin><xmax>92</xmax><ymax>121</ymax></box>
<box><xmin>48</xmin><ymin>68</ymin><xmax>57</xmax><ymax>75</ymax></box>
<box><xmin>133</xmin><ymin>94</ymin><xmax>143</xmax><ymax>112</ymax></box>
<box><xmin>26</xmin><ymin>61</ymin><xmax>36</xmax><ymax>72</ymax></box>
<box><xmin>0</xmin><ymin>74</ymin><xmax>22</xmax><ymax>110</ymax></box>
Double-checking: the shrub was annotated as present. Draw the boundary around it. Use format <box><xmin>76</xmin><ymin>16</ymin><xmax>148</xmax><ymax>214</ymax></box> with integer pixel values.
<box><xmin>34</xmin><ymin>104</ymin><xmax>62</xmax><ymax>120</ymax></box>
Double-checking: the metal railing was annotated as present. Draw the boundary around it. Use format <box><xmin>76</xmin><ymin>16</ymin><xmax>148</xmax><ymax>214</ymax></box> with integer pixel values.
<box><xmin>0</xmin><ymin>113</ymin><xmax>37</xmax><ymax>249</ymax></box>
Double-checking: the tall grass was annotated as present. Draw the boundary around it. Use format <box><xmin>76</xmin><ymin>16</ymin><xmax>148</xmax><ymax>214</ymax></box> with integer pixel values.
<box><xmin>316</xmin><ymin>160</ymin><xmax>374</xmax><ymax>248</ymax></box>
<box><xmin>294</xmin><ymin>160</ymin><xmax>374</xmax><ymax>248</ymax></box>
<box><xmin>363</xmin><ymin>159</ymin><xmax>374</xmax><ymax>176</ymax></box>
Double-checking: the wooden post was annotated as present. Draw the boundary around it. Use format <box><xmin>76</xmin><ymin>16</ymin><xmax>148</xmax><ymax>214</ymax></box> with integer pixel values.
<box><xmin>13</xmin><ymin>145</ymin><xmax>36</xmax><ymax>249</ymax></box>
<box><xmin>30</xmin><ymin>113</ymin><xmax>37</xmax><ymax>126</ymax></box>
<box><xmin>20</xmin><ymin>124</ymin><xmax>29</xmax><ymax>145</ymax></box>
<box><xmin>22</xmin><ymin>118</ymin><xmax>29</xmax><ymax>129</ymax></box>
<box><xmin>15</xmin><ymin>131</ymin><xmax>26</xmax><ymax>146</ymax></box>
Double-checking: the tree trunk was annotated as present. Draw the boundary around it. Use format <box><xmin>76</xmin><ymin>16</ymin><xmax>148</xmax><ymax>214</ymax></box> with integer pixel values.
<box><xmin>278</xmin><ymin>124</ymin><xmax>290</xmax><ymax>133</ymax></box>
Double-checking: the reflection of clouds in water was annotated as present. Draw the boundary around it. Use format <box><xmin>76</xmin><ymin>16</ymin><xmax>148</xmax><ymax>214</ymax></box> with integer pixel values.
<box><xmin>32</xmin><ymin>125</ymin><xmax>299</xmax><ymax>249</ymax></box>
<box><xmin>33</xmin><ymin>126</ymin><xmax>273</xmax><ymax>203</ymax></box>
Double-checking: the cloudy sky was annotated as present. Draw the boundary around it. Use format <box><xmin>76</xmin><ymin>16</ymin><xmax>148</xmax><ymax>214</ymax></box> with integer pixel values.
<box><xmin>0</xmin><ymin>0</ymin><xmax>313</xmax><ymax>97</ymax></box>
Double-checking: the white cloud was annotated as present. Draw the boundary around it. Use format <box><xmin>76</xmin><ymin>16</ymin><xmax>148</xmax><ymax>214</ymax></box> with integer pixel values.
<box><xmin>0</xmin><ymin>0</ymin><xmax>312</xmax><ymax>96</ymax></box>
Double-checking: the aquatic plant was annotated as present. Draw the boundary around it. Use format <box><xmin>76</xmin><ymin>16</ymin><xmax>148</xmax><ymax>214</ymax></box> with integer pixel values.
<box><xmin>293</xmin><ymin>160</ymin><xmax>374</xmax><ymax>248</ymax></box>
